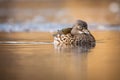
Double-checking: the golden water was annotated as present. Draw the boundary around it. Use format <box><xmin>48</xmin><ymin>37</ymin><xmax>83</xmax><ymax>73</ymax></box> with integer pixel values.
<box><xmin>0</xmin><ymin>31</ymin><xmax>120</xmax><ymax>80</ymax></box>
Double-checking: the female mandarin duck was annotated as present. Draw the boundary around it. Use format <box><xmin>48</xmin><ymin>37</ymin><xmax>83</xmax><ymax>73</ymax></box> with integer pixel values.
<box><xmin>53</xmin><ymin>20</ymin><xmax>96</xmax><ymax>47</ymax></box>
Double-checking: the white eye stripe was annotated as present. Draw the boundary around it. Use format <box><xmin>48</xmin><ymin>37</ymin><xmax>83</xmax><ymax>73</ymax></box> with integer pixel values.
<box><xmin>78</xmin><ymin>31</ymin><xmax>84</xmax><ymax>34</ymax></box>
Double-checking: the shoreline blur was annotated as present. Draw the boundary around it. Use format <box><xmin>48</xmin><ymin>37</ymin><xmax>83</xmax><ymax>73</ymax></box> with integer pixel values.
<box><xmin>0</xmin><ymin>0</ymin><xmax>120</xmax><ymax>24</ymax></box>
<box><xmin>0</xmin><ymin>0</ymin><xmax>120</xmax><ymax>32</ymax></box>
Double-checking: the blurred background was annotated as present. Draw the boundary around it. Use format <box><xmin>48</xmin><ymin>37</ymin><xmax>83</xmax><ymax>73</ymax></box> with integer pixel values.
<box><xmin>0</xmin><ymin>0</ymin><xmax>120</xmax><ymax>32</ymax></box>
<box><xmin>0</xmin><ymin>1</ymin><xmax>120</xmax><ymax>80</ymax></box>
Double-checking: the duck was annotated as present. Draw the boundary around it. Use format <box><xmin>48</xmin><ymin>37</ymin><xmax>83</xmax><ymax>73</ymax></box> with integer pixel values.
<box><xmin>53</xmin><ymin>20</ymin><xmax>96</xmax><ymax>47</ymax></box>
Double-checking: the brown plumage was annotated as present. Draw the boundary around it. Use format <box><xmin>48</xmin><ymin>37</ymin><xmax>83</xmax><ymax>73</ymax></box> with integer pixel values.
<box><xmin>53</xmin><ymin>20</ymin><xmax>96</xmax><ymax>47</ymax></box>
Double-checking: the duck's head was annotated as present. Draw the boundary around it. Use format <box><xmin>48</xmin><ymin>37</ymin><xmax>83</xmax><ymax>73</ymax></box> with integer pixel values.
<box><xmin>71</xmin><ymin>20</ymin><xmax>90</xmax><ymax>35</ymax></box>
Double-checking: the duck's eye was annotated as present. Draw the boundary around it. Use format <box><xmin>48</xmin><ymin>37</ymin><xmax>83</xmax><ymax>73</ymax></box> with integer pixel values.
<box><xmin>77</xmin><ymin>26</ymin><xmax>83</xmax><ymax>30</ymax></box>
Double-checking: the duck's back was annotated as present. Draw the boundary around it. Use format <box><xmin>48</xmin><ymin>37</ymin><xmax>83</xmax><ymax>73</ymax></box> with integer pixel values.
<box><xmin>53</xmin><ymin>28</ymin><xmax>72</xmax><ymax>36</ymax></box>
<box><xmin>53</xmin><ymin>28</ymin><xmax>75</xmax><ymax>46</ymax></box>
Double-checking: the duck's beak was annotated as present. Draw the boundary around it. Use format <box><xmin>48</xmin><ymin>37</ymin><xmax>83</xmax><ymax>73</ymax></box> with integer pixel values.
<box><xmin>82</xmin><ymin>29</ymin><xmax>90</xmax><ymax>34</ymax></box>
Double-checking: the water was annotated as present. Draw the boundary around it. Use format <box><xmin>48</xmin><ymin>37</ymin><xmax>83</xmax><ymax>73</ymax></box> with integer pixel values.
<box><xmin>0</xmin><ymin>31</ymin><xmax>120</xmax><ymax>80</ymax></box>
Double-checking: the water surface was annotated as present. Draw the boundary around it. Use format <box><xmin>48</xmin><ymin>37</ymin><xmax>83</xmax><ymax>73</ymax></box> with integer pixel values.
<box><xmin>0</xmin><ymin>31</ymin><xmax>120</xmax><ymax>80</ymax></box>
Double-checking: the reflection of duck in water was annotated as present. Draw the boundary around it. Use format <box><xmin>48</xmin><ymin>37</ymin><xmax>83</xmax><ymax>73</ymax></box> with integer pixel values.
<box><xmin>53</xmin><ymin>20</ymin><xmax>96</xmax><ymax>48</ymax></box>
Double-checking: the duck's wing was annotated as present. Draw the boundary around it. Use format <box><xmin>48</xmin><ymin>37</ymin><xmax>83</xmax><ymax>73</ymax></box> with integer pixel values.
<box><xmin>53</xmin><ymin>28</ymin><xmax>72</xmax><ymax>37</ymax></box>
<box><xmin>61</xmin><ymin>28</ymin><xmax>72</xmax><ymax>34</ymax></box>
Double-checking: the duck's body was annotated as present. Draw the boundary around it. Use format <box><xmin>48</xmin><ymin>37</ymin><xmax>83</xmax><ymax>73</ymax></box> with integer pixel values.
<box><xmin>53</xmin><ymin>20</ymin><xmax>96</xmax><ymax>47</ymax></box>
